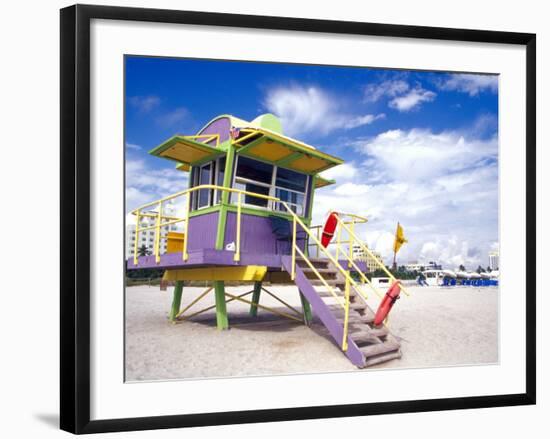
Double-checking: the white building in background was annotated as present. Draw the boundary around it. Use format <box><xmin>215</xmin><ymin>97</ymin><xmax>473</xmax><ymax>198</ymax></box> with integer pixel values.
<box><xmin>489</xmin><ymin>251</ymin><xmax>499</xmax><ymax>271</ymax></box>
<box><xmin>404</xmin><ymin>261</ymin><xmax>441</xmax><ymax>272</ymax></box>
<box><xmin>125</xmin><ymin>206</ymin><xmax>181</xmax><ymax>259</ymax></box>
<box><xmin>352</xmin><ymin>244</ymin><xmax>384</xmax><ymax>272</ymax></box>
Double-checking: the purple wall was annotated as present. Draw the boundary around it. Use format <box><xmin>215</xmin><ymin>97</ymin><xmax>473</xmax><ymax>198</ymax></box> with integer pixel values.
<box><xmin>223</xmin><ymin>212</ymin><xmax>306</xmax><ymax>255</ymax></box>
<box><xmin>186</xmin><ymin>209</ymin><xmax>307</xmax><ymax>255</ymax></box>
<box><xmin>198</xmin><ymin>117</ymin><xmax>231</xmax><ymax>144</ymax></box>
<box><xmin>186</xmin><ymin>211</ymin><xmax>219</xmax><ymax>251</ymax></box>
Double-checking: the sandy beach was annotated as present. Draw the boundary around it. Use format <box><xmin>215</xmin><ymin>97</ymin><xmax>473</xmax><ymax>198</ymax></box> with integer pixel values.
<box><xmin>125</xmin><ymin>284</ymin><xmax>498</xmax><ymax>381</ymax></box>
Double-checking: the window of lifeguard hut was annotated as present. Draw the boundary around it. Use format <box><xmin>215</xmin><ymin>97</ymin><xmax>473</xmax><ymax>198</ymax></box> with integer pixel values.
<box><xmin>231</xmin><ymin>155</ymin><xmax>309</xmax><ymax>215</ymax></box>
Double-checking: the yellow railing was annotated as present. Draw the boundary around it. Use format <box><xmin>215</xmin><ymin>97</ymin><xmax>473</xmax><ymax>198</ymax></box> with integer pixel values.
<box><xmin>286</xmin><ymin>207</ymin><xmax>379</xmax><ymax>352</ymax></box>
<box><xmin>333</xmin><ymin>214</ymin><xmax>411</xmax><ymax>298</ymax></box>
<box><xmin>183</xmin><ymin>134</ymin><xmax>220</xmax><ymax>147</ymax></box>
<box><xmin>307</xmin><ymin>212</ymin><xmax>410</xmax><ymax>299</ymax></box>
<box><xmin>131</xmin><ymin>184</ymin><xmax>280</xmax><ymax>265</ymax></box>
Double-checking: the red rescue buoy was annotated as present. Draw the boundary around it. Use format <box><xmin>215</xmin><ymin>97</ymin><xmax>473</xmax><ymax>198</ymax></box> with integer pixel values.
<box><xmin>374</xmin><ymin>281</ymin><xmax>401</xmax><ymax>326</ymax></box>
<box><xmin>321</xmin><ymin>212</ymin><xmax>339</xmax><ymax>247</ymax></box>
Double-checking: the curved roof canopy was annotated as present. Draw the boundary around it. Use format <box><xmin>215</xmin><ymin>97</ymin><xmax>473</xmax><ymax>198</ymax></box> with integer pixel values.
<box><xmin>150</xmin><ymin>114</ymin><xmax>344</xmax><ymax>176</ymax></box>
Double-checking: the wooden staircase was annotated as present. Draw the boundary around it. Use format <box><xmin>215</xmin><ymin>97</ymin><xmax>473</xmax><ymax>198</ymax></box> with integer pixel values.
<box><xmin>282</xmin><ymin>255</ymin><xmax>401</xmax><ymax>368</ymax></box>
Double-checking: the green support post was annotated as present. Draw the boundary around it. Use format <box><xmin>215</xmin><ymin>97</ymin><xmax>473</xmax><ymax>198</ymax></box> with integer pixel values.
<box><xmin>249</xmin><ymin>281</ymin><xmax>262</xmax><ymax>317</ymax></box>
<box><xmin>214</xmin><ymin>280</ymin><xmax>229</xmax><ymax>330</ymax></box>
<box><xmin>299</xmin><ymin>291</ymin><xmax>313</xmax><ymax>326</ymax></box>
<box><xmin>169</xmin><ymin>280</ymin><xmax>184</xmax><ymax>322</ymax></box>
<box><xmin>215</xmin><ymin>143</ymin><xmax>236</xmax><ymax>250</ymax></box>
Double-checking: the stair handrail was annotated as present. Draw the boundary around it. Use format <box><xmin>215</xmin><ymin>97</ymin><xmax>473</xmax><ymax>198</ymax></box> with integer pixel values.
<box><xmin>330</xmin><ymin>213</ymin><xmax>384</xmax><ymax>299</ymax></box>
<box><xmin>279</xmin><ymin>201</ymin><xmax>374</xmax><ymax>351</ymax></box>
<box><xmin>336</xmin><ymin>217</ymin><xmax>411</xmax><ymax>297</ymax></box>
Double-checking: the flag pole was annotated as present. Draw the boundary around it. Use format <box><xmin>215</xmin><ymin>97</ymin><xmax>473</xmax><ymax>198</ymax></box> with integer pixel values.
<box><xmin>392</xmin><ymin>222</ymin><xmax>399</xmax><ymax>271</ymax></box>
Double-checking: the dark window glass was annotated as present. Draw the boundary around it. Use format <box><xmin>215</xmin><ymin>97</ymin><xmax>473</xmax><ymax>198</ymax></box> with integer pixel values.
<box><xmin>233</xmin><ymin>181</ymin><xmax>269</xmax><ymax>207</ymax></box>
<box><xmin>217</xmin><ymin>156</ymin><xmax>226</xmax><ymax>186</ymax></box>
<box><xmin>275</xmin><ymin>167</ymin><xmax>307</xmax><ymax>192</ymax></box>
<box><xmin>236</xmin><ymin>156</ymin><xmax>273</xmax><ymax>184</ymax></box>
<box><xmin>198</xmin><ymin>163</ymin><xmax>211</xmax><ymax>208</ymax></box>
<box><xmin>215</xmin><ymin>157</ymin><xmax>226</xmax><ymax>204</ymax></box>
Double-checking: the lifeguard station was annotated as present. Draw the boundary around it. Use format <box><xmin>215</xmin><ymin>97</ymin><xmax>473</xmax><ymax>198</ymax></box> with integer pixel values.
<box><xmin>127</xmin><ymin>113</ymin><xmax>406</xmax><ymax>368</ymax></box>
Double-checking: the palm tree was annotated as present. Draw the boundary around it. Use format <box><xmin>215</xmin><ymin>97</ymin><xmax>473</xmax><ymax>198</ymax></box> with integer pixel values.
<box><xmin>137</xmin><ymin>245</ymin><xmax>151</xmax><ymax>257</ymax></box>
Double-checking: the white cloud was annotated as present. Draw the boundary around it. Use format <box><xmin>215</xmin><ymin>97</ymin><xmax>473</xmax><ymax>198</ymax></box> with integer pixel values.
<box><xmin>311</xmin><ymin>127</ymin><xmax>498</xmax><ymax>269</ymax></box>
<box><xmin>363</xmin><ymin>78</ymin><xmax>436</xmax><ymax>112</ymax></box>
<box><xmin>364</xmin><ymin>79</ymin><xmax>409</xmax><ymax>102</ymax></box>
<box><xmin>436</xmin><ymin>74</ymin><xmax>498</xmax><ymax>96</ymax></box>
<box><xmin>125</xmin><ymin>142</ymin><xmax>142</xmax><ymax>150</ymax></box>
<box><xmin>388</xmin><ymin>87</ymin><xmax>436</xmax><ymax>112</ymax></box>
<box><xmin>359</xmin><ymin>128</ymin><xmax>497</xmax><ymax>182</ymax></box>
<box><xmin>129</xmin><ymin>95</ymin><xmax>160</xmax><ymax>113</ymax></box>
<box><xmin>263</xmin><ymin>85</ymin><xmax>384</xmax><ymax>137</ymax></box>
<box><xmin>320</xmin><ymin>163</ymin><xmax>358</xmax><ymax>182</ymax></box>
<box><xmin>126</xmin><ymin>158</ymin><xmax>188</xmax><ymax>213</ymax></box>
<box><xmin>342</xmin><ymin>113</ymin><xmax>386</xmax><ymax>129</ymax></box>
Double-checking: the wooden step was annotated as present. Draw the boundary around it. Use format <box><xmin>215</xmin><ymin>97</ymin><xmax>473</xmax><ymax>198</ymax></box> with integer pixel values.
<box><xmin>359</xmin><ymin>340</ymin><xmax>400</xmax><ymax>357</ymax></box>
<box><xmin>310</xmin><ymin>279</ymin><xmax>344</xmax><ymax>286</ymax></box>
<box><xmin>350</xmin><ymin>328</ymin><xmax>389</xmax><ymax>343</ymax></box>
<box><xmin>302</xmin><ymin>267</ymin><xmax>339</xmax><ymax>280</ymax></box>
<box><xmin>336</xmin><ymin>314</ymin><xmax>374</xmax><ymax>324</ymax></box>
<box><xmin>349</xmin><ymin>302</ymin><xmax>368</xmax><ymax>311</ymax></box>
<box><xmin>296</xmin><ymin>258</ymin><xmax>330</xmax><ymax>269</ymax></box>
<box><xmin>316</xmin><ymin>289</ymin><xmax>343</xmax><ymax>298</ymax></box>
<box><xmin>363</xmin><ymin>350</ymin><xmax>402</xmax><ymax>367</ymax></box>
<box><xmin>302</xmin><ymin>267</ymin><xmax>338</xmax><ymax>274</ymax></box>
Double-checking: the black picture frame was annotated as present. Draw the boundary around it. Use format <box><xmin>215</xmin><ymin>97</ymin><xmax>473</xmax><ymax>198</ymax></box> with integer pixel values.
<box><xmin>60</xmin><ymin>4</ymin><xmax>536</xmax><ymax>434</ymax></box>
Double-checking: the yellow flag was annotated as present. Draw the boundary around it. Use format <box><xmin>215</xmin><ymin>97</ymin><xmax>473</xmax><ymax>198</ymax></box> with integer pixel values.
<box><xmin>393</xmin><ymin>222</ymin><xmax>408</xmax><ymax>254</ymax></box>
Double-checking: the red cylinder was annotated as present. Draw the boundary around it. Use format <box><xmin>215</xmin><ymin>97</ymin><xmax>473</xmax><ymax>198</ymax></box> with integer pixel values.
<box><xmin>321</xmin><ymin>212</ymin><xmax>339</xmax><ymax>248</ymax></box>
<box><xmin>374</xmin><ymin>281</ymin><xmax>401</xmax><ymax>326</ymax></box>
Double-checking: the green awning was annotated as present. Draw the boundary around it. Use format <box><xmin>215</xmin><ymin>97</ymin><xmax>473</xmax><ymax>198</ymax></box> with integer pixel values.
<box><xmin>233</xmin><ymin>128</ymin><xmax>344</xmax><ymax>174</ymax></box>
<box><xmin>149</xmin><ymin>135</ymin><xmax>225</xmax><ymax>168</ymax></box>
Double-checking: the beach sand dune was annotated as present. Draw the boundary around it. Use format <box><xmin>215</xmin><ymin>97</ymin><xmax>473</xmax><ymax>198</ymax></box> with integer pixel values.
<box><xmin>125</xmin><ymin>284</ymin><xmax>498</xmax><ymax>381</ymax></box>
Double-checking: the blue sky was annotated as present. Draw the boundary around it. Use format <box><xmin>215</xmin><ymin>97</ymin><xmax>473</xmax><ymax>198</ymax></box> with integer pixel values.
<box><xmin>125</xmin><ymin>56</ymin><xmax>499</xmax><ymax>270</ymax></box>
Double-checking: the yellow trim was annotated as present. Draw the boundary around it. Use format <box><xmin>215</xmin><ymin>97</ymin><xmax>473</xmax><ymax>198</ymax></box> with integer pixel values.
<box><xmin>234</xmin><ymin>192</ymin><xmax>242</xmax><ymax>261</ymax></box>
<box><xmin>183</xmin><ymin>134</ymin><xmax>220</xmax><ymax>147</ymax></box>
<box><xmin>342</xmin><ymin>276</ymin><xmax>351</xmax><ymax>351</ymax></box>
<box><xmin>176</xmin><ymin>162</ymin><xmax>191</xmax><ymax>172</ymax></box>
<box><xmin>166</xmin><ymin>231</ymin><xmax>185</xmax><ymax>254</ymax></box>
<box><xmin>154</xmin><ymin>202</ymin><xmax>162</xmax><ymax>263</ymax></box>
<box><xmin>223</xmin><ymin>292</ymin><xmax>303</xmax><ymax>323</ymax></box>
<box><xmin>163</xmin><ymin>266</ymin><xmax>267</xmax><ymax>281</ymax></box>
<box><xmin>289</xmin><ymin>155</ymin><xmax>331</xmax><ymax>173</ymax></box>
<box><xmin>177</xmin><ymin>290</ymin><xmax>253</xmax><ymax>322</ymax></box>
<box><xmin>133</xmin><ymin>210</ymin><xmax>140</xmax><ymax>265</ymax></box>
<box><xmin>245</xmin><ymin>140</ymin><xmax>293</xmax><ymax>161</ymax></box>
<box><xmin>291</xmin><ymin>217</ymin><xmax>297</xmax><ymax>280</ymax></box>
<box><xmin>261</xmin><ymin>286</ymin><xmax>303</xmax><ymax>317</ymax></box>
<box><xmin>183</xmin><ymin>193</ymin><xmax>191</xmax><ymax>261</ymax></box>
<box><xmin>174</xmin><ymin>286</ymin><xmax>213</xmax><ymax>319</ymax></box>
<box><xmin>315</xmin><ymin>176</ymin><xmax>336</xmax><ymax>188</ymax></box>
<box><xmin>294</xmin><ymin>245</ymin><xmax>344</xmax><ymax>308</ymax></box>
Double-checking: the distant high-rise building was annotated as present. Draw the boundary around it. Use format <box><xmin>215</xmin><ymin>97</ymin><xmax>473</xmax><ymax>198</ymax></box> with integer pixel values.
<box><xmin>125</xmin><ymin>205</ymin><xmax>180</xmax><ymax>259</ymax></box>
<box><xmin>489</xmin><ymin>251</ymin><xmax>499</xmax><ymax>271</ymax></box>
<box><xmin>352</xmin><ymin>244</ymin><xmax>384</xmax><ymax>272</ymax></box>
